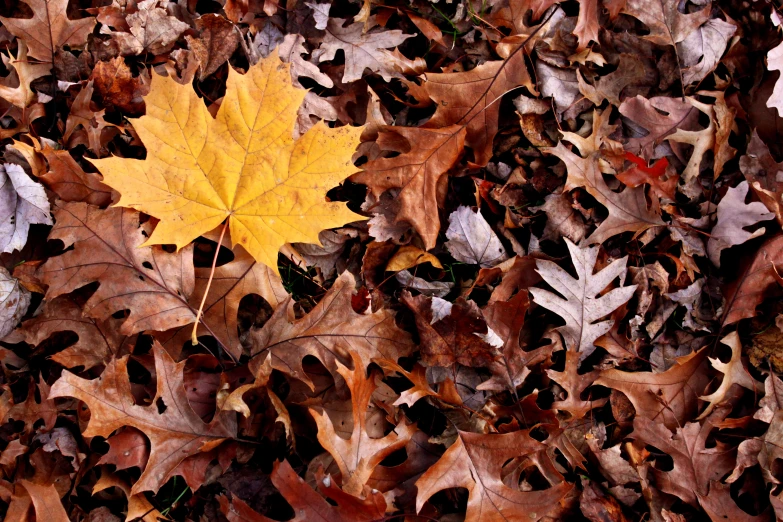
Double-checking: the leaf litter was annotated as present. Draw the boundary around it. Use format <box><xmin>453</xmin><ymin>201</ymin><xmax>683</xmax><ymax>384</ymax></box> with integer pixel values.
<box><xmin>0</xmin><ymin>0</ymin><xmax>783</xmax><ymax>520</ymax></box>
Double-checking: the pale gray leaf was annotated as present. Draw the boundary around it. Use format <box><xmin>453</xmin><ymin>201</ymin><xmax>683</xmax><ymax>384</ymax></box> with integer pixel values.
<box><xmin>313</xmin><ymin>17</ymin><xmax>414</xmax><ymax>83</ymax></box>
<box><xmin>0</xmin><ymin>163</ymin><xmax>53</xmax><ymax>254</ymax></box>
<box><xmin>679</xmin><ymin>18</ymin><xmax>736</xmax><ymax>85</ymax></box>
<box><xmin>444</xmin><ymin>206</ymin><xmax>508</xmax><ymax>268</ymax></box>
<box><xmin>396</xmin><ymin>270</ymin><xmax>453</xmax><ymax>298</ymax></box>
<box><xmin>306</xmin><ymin>2</ymin><xmax>331</xmax><ymax>30</ymax></box>
<box><xmin>530</xmin><ymin>239</ymin><xmax>636</xmax><ymax>359</ymax></box>
<box><xmin>707</xmin><ymin>181</ymin><xmax>774</xmax><ymax>267</ymax></box>
<box><xmin>0</xmin><ymin>267</ymin><xmax>30</xmax><ymax>339</ymax></box>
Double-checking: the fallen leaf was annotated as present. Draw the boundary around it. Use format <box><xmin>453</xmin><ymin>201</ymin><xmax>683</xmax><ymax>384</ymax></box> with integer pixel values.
<box><xmin>386</xmin><ymin>245</ymin><xmax>443</xmax><ymax>272</ymax></box>
<box><xmin>351</xmin><ymin>125</ymin><xmax>466</xmax><ymax>249</ymax></box>
<box><xmin>621</xmin><ymin>0</ymin><xmax>710</xmax><ymax>50</ymax></box>
<box><xmin>578</xmin><ymin>54</ymin><xmax>650</xmax><ymax>106</ymax></box>
<box><xmin>698</xmin><ymin>331</ymin><xmax>761</xmax><ymax>418</ymax></box>
<box><xmin>98</xmin><ymin>428</ymin><xmax>149</xmax><ymax>471</ymax></box>
<box><xmin>741</xmin><ymin>131</ymin><xmax>783</xmax><ymax>226</ymax></box>
<box><xmin>310</xmin><ymin>353</ymin><xmax>417</xmax><ymax>495</ymax></box>
<box><xmin>532</xmin><ymin>191</ymin><xmax>587</xmax><ymax>244</ymax></box>
<box><xmin>767</xmin><ymin>39</ymin><xmax>783</xmax><ymax>117</ymax></box>
<box><xmin>403</xmin><ymin>292</ymin><xmax>499</xmax><ymax>368</ymax></box>
<box><xmin>595</xmin><ymin>348</ymin><xmax>710</xmax><ymax>429</ymax></box>
<box><xmin>444</xmin><ymin>206</ymin><xmax>508</xmax><ymax>268</ymax></box>
<box><xmin>39</xmin><ymin>145</ymin><xmax>115</xmax><ymax>206</ymax></box>
<box><xmin>0</xmin><ymin>267</ymin><xmax>30</xmax><ymax>339</ymax></box>
<box><xmin>679</xmin><ymin>18</ymin><xmax>737</xmax><ymax>86</ymax></box>
<box><xmin>92</xmin><ymin>472</ymin><xmax>163</xmax><ymax>522</ymax></box>
<box><xmin>109</xmin><ymin>1</ymin><xmax>190</xmax><ymax>56</ymax></box>
<box><xmin>313</xmin><ymin>17</ymin><xmax>414</xmax><ymax>83</ymax></box>
<box><xmin>0</xmin><ymin>0</ymin><xmax>96</xmax><ymax>61</ymax></box>
<box><xmin>0</xmin><ymin>41</ymin><xmax>51</xmax><ymax>108</ymax></box>
<box><xmin>547</xmin><ymin>350</ymin><xmax>608</xmax><ymax>419</ymax></box>
<box><xmin>415</xmin><ymin>430</ymin><xmax>573</xmax><ymax>521</ymax></box>
<box><xmin>580</xmin><ymin>479</ymin><xmax>629</xmax><ymax>522</ymax></box>
<box><xmin>90</xmin><ymin>57</ymin><xmax>149</xmax><ymax>115</ymax></box>
<box><xmin>546</xmin><ymin>111</ymin><xmax>665</xmax><ymax>244</ymax></box>
<box><xmin>307</xmin><ymin>2</ymin><xmax>331</xmax><ymax>30</ymax></box>
<box><xmin>186</xmin><ymin>14</ymin><xmax>242</xmax><ymax>81</ymax></box>
<box><xmin>618</xmin><ymin>96</ymin><xmax>695</xmax><ymax>158</ymax></box>
<box><xmin>220</xmin><ymin>459</ymin><xmax>387</xmax><ymax>521</ymax></box>
<box><xmin>395</xmin><ymin>270</ymin><xmax>453</xmax><ymax>297</ymax></box>
<box><xmin>249</xmin><ymin>271</ymin><xmax>414</xmax><ymax>386</ymax></box>
<box><xmin>0</xmin><ymin>163</ymin><xmax>52</xmax><ymax>254</ymax></box>
<box><xmin>722</xmin><ymin>235</ymin><xmax>783</xmax><ymax>325</ymax></box>
<box><xmin>531</xmin><ymin>239</ymin><xmax>637</xmax><ymax>358</ymax></box>
<box><xmin>617</xmin><ymin>152</ymin><xmax>676</xmax><ymax>203</ymax></box>
<box><xmin>293</xmin><ymin>229</ymin><xmax>358</xmax><ymax>279</ymax></box>
<box><xmin>91</xmin><ymin>52</ymin><xmax>363</xmax><ymax>272</ymax></box>
<box><xmin>63</xmin><ymin>81</ymin><xmax>117</xmax><ymax>156</ymax></box>
<box><xmin>16</xmin><ymin>296</ymin><xmax>132</xmax><ymax>370</ymax></box>
<box><xmin>18</xmin><ymin>480</ymin><xmax>69</xmax><ymax>522</ymax></box>
<box><xmin>422</xmin><ymin>48</ymin><xmax>536</xmax><ymax>166</ymax></box>
<box><xmin>707</xmin><ymin>181</ymin><xmax>774</xmax><ymax>267</ymax></box>
<box><xmin>39</xmin><ymin>202</ymin><xmax>197</xmax><ymax>336</ymax></box>
<box><xmin>156</xmin><ymin>243</ymin><xmax>287</xmax><ymax>359</ymax></box>
<box><xmin>49</xmin><ymin>342</ymin><xmax>236</xmax><ymax>494</ymax></box>
<box><xmin>629</xmin><ymin>417</ymin><xmax>742</xmax><ymax>514</ymax></box>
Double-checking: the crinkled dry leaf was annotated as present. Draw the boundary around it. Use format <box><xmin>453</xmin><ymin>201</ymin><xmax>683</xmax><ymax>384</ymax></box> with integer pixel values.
<box><xmin>250</xmin><ymin>271</ymin><xmax>414</xmax><ymax>386</ymax></box>
<box><xmin>0</xmin><ymin>267</ymin><xmax>30</xmax><ymax>339</ymax></box>
<box><xmin>49</xmin><ymin>342</ymin><xmax>236</xmax><ymax>494</ymax></box>
<box><xmin>310</xmin><ymin>353</ymin><xmax>416</xmax><ymax>495</ymax></box>
<box><xmin>707</xmin><ymin>181</ymin><xmax>774</xmax><ymax>267</ymax></box>
<box><xmin>415</xmin><ymin>430</ymin><xmax>573</xmax><ymax>521</ymax></box>
<box><xmin>531</xmin><ymin>239</ymin><xmax>636</xmax><ymax>358</ymax></box>
<box><xmin>0</xmin><ymin>163</ymin><xmax>52</xmax><ymax>254</ymax></box>
<box><xmin>444</xmin><ymin>206</ymin><xmax>508</xmax><ymax>268</ymax></box>
<box><xmin>0</xmin><ymin>0</ymin><xmax>95</xmax><ymax>61</ymax></box>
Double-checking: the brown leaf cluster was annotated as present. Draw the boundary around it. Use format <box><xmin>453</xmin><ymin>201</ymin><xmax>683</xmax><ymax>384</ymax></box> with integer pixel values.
<box><xmin>2</xmin><ymin>0</ymin><xmax>783</xmax><ymax>520</ymax></box>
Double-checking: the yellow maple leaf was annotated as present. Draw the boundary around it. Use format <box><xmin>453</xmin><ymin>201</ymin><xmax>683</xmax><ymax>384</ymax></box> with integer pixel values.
<box><xmin>91</xmin><ymin>52</ymin><xmax>363</xmax><ymax>272</ymax></box>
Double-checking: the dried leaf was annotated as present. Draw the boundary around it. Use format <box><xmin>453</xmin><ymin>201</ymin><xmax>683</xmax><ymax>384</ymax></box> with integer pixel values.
<box><xmin>352</xmin><ymin>126</ymin><xmax>466</xmax><ymax>249</ymax></box>
<box><xmin>0</xmin><ymin>163</ymin><xmax>52</xmax><ymax>254</ymax></box>
<box><xmin>595</xmin><ymin>348</ymin><xmax>710</xmax><ymax>429</ymax></box>
<box><xmin>109</xmin><ymin>1</ymin><xmax>190</xmax><ymax>56</ymax></box>
<box><xmin>0</xmin><ymin>41</ymin><xmax>51</xmax><ymax>108</ymax></box>
<box><xmin>0</xmin><ymin>267</ymin><xmax>30</xmax><ymax>339</ymax></box>
<box><xmin>250</xmin><ymin>271</ymin><xmax>414</xmax><ymax>386</ymax></box>
<box><xmin>313</xmin><ymin>17</ymin><xmax>414</xmax><ymax>83</ymax></box>
<box><xmin>698</xmin><ymin>331</ymin><xmax>761</xmax><ymax>418</ymax></box>
<box><xmin>186</xmin><ymin>14</ymin><xmax>242</xmax><ymax>81</ymax></box>
<box><xmin>415</xmin><ymin>431</ymin><xmax>573</xmax><ymax>521</ymax></box>
<box><xmin>49</xmin><ymin>342</ymin><xmax>236</xmax><ymax>494</ymax></box>
<box><xmin>444</xmin><ymin>206</ymin><xmax>508</xmax><ymax>268</ymax></box>
<box><xmin>0</xmin><ymin>0</ymin><xmax>95</xmax><ymax>61</ymax></box>
<box><xmin>722</xmin><ymin>235</ymin><xmax>783</xmax><ymax>325</ymax></box>
<box><xmin>531</xmin><ymin>239</ymin><xmax>637</xmax><ymax>358</ymax></box>
<box><xmin>310</xmin><ymin>353</ymin><xmax>417</xmax><ymax>495</ymax></box>
<box><xmin>707</xmin><ymin>181</ymin><xmax>774</xmax><ymax>267</ymax></box>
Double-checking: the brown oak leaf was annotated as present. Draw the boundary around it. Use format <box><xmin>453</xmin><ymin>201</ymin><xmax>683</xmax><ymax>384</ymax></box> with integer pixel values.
<box><xmin>415</xmin><ymin>430</ymin><xmax>573</xmax><ymax>521</ymax></box>
<box><xmin>49</xmin><ymin>342</ymin><xmax>236</xmax><ymax>494</ymax></box>
<box><xmin>0</xmin><ymin>0</ymin><xmax>96</xmax><ymax>61</ymax></box>
<box><xmin>310</xmin><ymin>353</ymin><xmax>417</xmax><ymax>496</ymax></box>
<box><xmin>595</xmin><ymin>348</ymin><xmax>710</xmax><ymax>429</ymax></box>
<box><xmin>39</xmin><ymin>202</ymin><xmax>198</xmax><ymax>337</ymax></box>
<box><xmin>249</xmin><ymin>271</ymin><xmax>414</xmax><ymax>387</ymax></box>
<box><xmin>351</xmin><ymin>125</ymin><xmax>467</xmax><ymax>250</ymax></box>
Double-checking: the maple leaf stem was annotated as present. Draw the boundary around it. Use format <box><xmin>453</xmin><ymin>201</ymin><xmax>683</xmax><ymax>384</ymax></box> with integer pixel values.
<box><xmin>191</xmin><ymin>219</ymin><xmax>228</xmax><ymax>347</ymax></box>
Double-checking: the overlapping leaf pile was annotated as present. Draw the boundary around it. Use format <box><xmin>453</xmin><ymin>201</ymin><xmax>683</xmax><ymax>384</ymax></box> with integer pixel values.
<box><xmin>2</xmin><ymin>0</ymin><xmax>783</xmax><ymax>520</ymax></box>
